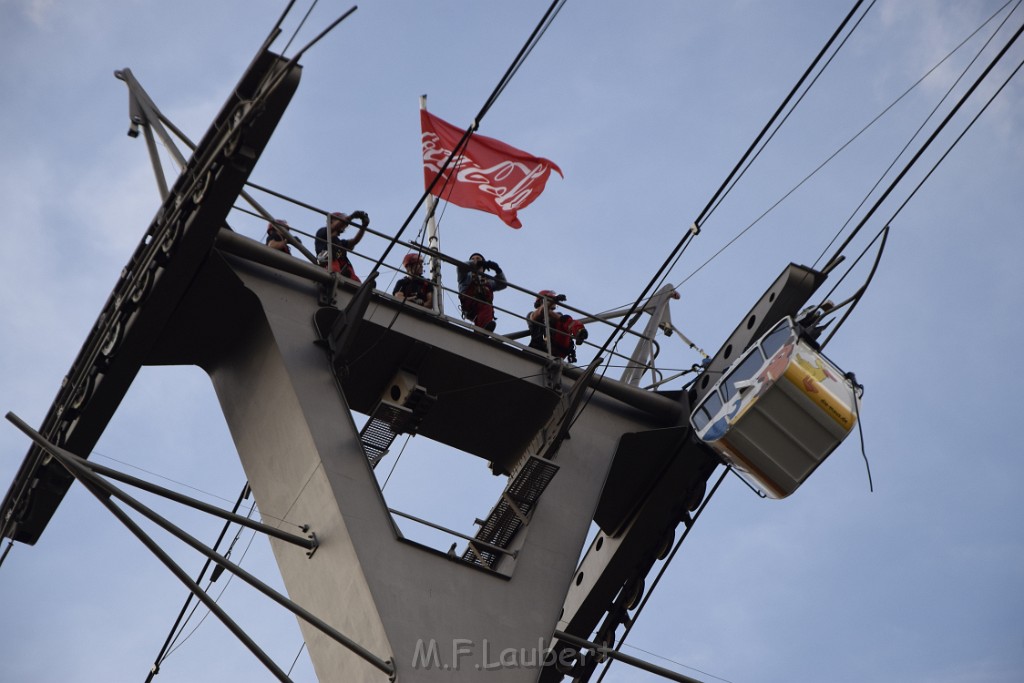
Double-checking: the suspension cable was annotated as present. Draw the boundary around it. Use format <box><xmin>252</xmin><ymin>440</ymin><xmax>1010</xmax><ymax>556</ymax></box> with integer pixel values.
<box><xmin>268</xmin><ymin>0</ymin><xmax>300</xmax><ymax>46</ymax></box>
<box><xmin>823</xmin><ymin>13</ymin><xmax>1024</xmax><ymax>270</ymax></box>
<box><xmin>143</xmin><ymin>482</ymin><xmax>252</xmax><ymax>682</ymax></box>
<box><xmin>698</xmin><ymin>0</ymin><xmax>877</xmax><ymax>232</ymax></box>
<box><xmin>691</xmin><ymin>0</ymin><xmax>869</xmax><ymax>232</ymax></box>
<box><xmin>0</xmin><ymin>538</ymin><xmax>13</xmax><ymax>570</ymax></box>
<box><xmin>818</xmin><ymin>0</ymin><xmax>1022</xmax><ymax>268</ymax></box>
<box><xmin>600</xmin><ymin>0</ymin><xmax>872</xmax><ymax>366</ymax></box>
<box><xmin>817</xmin><ymin>225</ymin><xmax>889</xmax><ymax>349</ymax></box>
<box><xmin>817</xmin><ymin>36</ymin><xmax>1024</xmax><ymax>345</ymax></box>
<box><xmin>813</xmin><ymin>0</ymin><xmax>1020</xmax><ymax>269</ymax></box>
<box><xmin>286</xmin><ymin>642</ymin><xmax>308</xmax><ymax>677</ymax></box>
<box><xmin>674</xmin><ymin>0</ymin><xmax>1018</xmax><ymax>291</ymax></box>
<box><xmin>880</xmin><ymin>47</ymin><xmax>1024</xmax><ymax>232</ymax></box>
<box><xmin>280</xmin><ymin>0</ymin><xmax>320</xmax><ymax>56</ymax></box>
<box><xmin>163</xmin><ymin>524</ymin><xmax>261</xmax><ymax>660</ymax></box>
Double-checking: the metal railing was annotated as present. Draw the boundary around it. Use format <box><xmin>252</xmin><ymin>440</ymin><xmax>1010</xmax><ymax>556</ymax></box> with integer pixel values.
<box><xmin>226</xmin><ymin>191</ymin><xmax>705</xmax><ymax>390</ymax></box>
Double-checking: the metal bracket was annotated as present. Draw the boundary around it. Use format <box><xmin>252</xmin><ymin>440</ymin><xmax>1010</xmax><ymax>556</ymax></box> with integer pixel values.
<box><xmin>318</xmin><ymin>272</ymin><xmax>339</xmax><ymax>306</ymax></box>
<box><xmin>501</xmin><ymin>492</ymin><xmax>530</xmax><ymax>525</ymax></box>
<box><xmin>543</xmin><ymin>359</ymin><xmax>563</xmax><ymax>392</ymax></box>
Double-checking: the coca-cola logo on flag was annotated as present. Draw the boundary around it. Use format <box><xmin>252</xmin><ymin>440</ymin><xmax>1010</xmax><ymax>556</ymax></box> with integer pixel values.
<box><xmin>421</xmin><ymin>110</ymin><xmax>562</xmax><ymax>229</ymax></box>
<box><xmin>423</xmin><ymin>136</ymin><xmax>551</xmax><ymax>212</ymax></box>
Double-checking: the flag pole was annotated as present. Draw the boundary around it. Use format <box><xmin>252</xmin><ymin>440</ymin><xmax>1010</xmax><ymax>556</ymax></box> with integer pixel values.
<box><xmin>419</xmin><ymin>94</ymin><xmax>444</xmax><ymax>315</ymax></box>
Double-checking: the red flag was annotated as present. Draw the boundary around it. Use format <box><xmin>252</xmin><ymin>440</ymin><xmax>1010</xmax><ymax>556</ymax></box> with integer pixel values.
<box><xmin>421</xmin><ymin>110</ymin><xmax>562</xmax><ymax>229</ymax></box>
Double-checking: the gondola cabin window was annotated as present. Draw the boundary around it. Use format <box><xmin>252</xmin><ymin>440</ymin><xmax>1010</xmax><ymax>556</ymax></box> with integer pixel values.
<box><xmin>691</xmin><ymin>317</ymin><xmax>861</xmax><ymax>498</ymax></box>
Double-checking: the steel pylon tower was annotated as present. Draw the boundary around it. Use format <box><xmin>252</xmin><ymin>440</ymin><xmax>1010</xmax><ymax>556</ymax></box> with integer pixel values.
<box><xmin>1</xmin><ymin>20</ymin><xmax>827</xmax><ymax>683</ymax></box>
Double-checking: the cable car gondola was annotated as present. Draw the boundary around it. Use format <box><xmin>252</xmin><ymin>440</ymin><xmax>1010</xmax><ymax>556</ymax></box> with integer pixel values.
<box><xmin>690</xmin><ymin>316</ymin><xmax>861</xmax><ymax>498</ymax></box>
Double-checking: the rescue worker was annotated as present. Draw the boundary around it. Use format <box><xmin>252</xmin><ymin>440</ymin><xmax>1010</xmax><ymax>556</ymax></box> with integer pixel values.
<box><xmin>265</xmin><ymin>219</ymin><xmax>296</xmax><ymax>253</ymax></box>
<box><xmin>457</xmin><ymin>252</ymin><xmax>506</xmax><ymax>332</ymax></box>
<box><xmin>315</xmin><ymin>210</ymin><xmax>369</xmax><ymax>282</ymax></box>
<box><xmin>528</xmin><ymin>290</ymin><xmax>588</xmax><ymax>363</ymax></box>
<box><xmin>393</xmin><ymin>253</ymin><xmax>434</xmax><ymax>309</ymax></box>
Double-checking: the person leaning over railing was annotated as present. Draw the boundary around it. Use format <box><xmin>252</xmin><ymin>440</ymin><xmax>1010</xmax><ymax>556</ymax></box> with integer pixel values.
<box><xmin>527</xmin><ymin>290</ymin><xmax>588</xmax><ymax>363</ymax></box>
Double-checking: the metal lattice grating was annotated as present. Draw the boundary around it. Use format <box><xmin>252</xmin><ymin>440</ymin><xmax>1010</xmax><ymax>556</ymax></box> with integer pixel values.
<box><xmin>463</xmin><ymin>456</ymin><xmax>559</xmax><ymax>568</ymax></box>
<box><xmin>359</xmin><ymin>403</ymin><xmax>412</xmax><ymax>468</ymax></box>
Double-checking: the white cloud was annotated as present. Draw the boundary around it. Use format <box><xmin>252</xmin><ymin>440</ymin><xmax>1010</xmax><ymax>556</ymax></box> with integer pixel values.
<box><xmin>2</xmin><ymin>0</ymin><xmax>57</xmax><ymax>27</ymax></box>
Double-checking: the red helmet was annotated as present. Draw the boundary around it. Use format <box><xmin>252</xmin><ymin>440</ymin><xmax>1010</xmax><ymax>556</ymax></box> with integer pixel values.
<box><xmin>267</xmin><ymin>219</ymin><xmax>288</xmax><ymax>233</ymax></box>
<box><xmin>403</xmin><ymin>253</ymin><xmax>423</xmax><ymax>268</ymax></box>
<box><xmin>534</xmin><ymin>289</ymin><xmax>560</xmax><ymax>308</ymax></box>
<box><xmin>329</xmin><ymin>212</ymin><xmax>349</xmax><ymax>231</ymax></box>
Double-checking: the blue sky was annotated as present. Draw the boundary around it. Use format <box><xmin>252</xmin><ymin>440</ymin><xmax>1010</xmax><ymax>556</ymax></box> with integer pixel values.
<box><xmin>1</xmin><ymin>1</ymin><xmax>1023</xmax><ymax>682</ymax></box>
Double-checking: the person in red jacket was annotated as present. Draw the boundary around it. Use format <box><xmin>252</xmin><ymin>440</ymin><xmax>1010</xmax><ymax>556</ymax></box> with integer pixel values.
<box><xmin>457</xmin><ymin>252</ymin><xmax>506</xmax><ymax>331</ymax></box>
<box><xmin>528</xmin><ymin>290</ymin><xmax>588</xmax><ymax>362</ymax></box>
